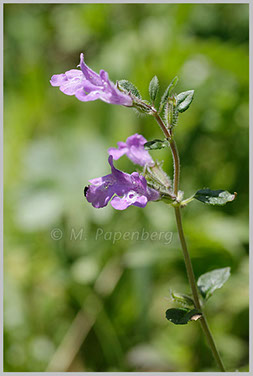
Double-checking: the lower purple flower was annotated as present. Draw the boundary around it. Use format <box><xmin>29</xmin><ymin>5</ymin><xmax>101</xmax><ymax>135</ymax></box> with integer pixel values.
<box><xmin>85</xmin><ymin>156</ymin><xmax>160</xmax><ymax>210</ymax></box>
<box><xmin>108</xmin><ymin>133</ymin><xmax>154</xmax><ymax>167</ymax></box>
<box><xmin>50</xmin><ymin>53</ymin><xmax>133</xmax><ymax>106</ymax></box>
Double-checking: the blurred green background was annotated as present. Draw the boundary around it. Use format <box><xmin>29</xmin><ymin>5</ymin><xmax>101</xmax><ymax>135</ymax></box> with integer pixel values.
<box><xmin>4</xmin><ymin>3</ymin><xmax>249</xmax><ymax>372</ymax></box>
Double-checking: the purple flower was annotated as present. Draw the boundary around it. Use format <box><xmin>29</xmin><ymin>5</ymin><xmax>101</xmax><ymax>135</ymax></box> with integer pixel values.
<box><xmin>50</xmin><ymin>53</ymin><xmax>133</xmax><ymax>106</ymax></box>
<box><xmin>85</xmin><ymin>156</ymin><xmax>160</xmax><ymax>210</ymax></box>
<box><xmin>108</xmin><ymin>133</ymin><xmax>154</xmax><ymax>167</ymax></box>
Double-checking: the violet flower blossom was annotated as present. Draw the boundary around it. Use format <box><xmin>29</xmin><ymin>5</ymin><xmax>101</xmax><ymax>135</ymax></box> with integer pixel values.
<box><xmin>50</xmin><ymin>53</ymin><xmax>133</xmax><ymax>106</ymax></box>
<box><xmin>108</xmin><ymin>133</ymin><xmax>154</xmax><ymax>167</ymax></box>
<box><xmin>85</xmin><ymin>156</ymin><xmax>160</xmax><ymax>210</ymax></box>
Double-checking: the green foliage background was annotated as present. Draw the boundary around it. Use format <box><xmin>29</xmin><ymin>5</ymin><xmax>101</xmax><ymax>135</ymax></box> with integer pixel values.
<box><xmin>4</xmin><ymin>3</ymin><xmax>249</xmax><ymax>372</ymax></box>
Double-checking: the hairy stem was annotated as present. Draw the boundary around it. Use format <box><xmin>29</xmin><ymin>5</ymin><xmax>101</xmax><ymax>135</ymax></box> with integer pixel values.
<box><xmin>153</xmin><ymin>112</ymin><xmax>172</xmax><ymax>139</ymax></box>
<box><xmin>174</xmin><ymin>207</ymin><xmax>225</xmax><ymax>372</ymax></box>
<box><xmin>153</xmin><ymin>112</ymin><xmax>226</xmax><ymax>372</ymax></box>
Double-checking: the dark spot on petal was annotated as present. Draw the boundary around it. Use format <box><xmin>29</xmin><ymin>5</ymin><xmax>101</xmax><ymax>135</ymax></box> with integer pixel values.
<box><xmin>84</xmin><ymin>186</ymin><xmax>89</xmax><ymax>197</ymax></box>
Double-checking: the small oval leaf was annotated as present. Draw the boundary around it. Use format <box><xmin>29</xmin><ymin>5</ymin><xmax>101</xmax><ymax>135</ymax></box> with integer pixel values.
<box><xmin>144</xmin><ymin>139</ymin><xmax>167</xmax><ymax>150</ymax></box>
<box><xmin>166</xmin><ymin>308</ymin><xmax>202</xmax><ymax>325</ymax></box>
<box><xmin>197</xmin><ymin>267</ymin><xmax>231</xmax><ymax>300</ymax></box>
<box><xmin>176</xmin><ymin>90</ymin><xmax>194</xmax><ymax>112</ymax></box>
<box><xmin>149</xmin><ymin>75</ymin><xmax>159</xmax><ymax>103</ymax></box>
<box><xmin>117</xmin><ymin>80</ymin><xmax>141</xmax><ymax>99</ymax></box>
<box><xmin>159</xmin><ymin>76</ymin><xmax>178</xmax><ymax>111</ymax></box>
<box><xmin>170</xmin><ymin>291</ymin><xmax>195</xmax><ymax>307</ymax></box>
<box><xmin>194</xmin><ymin>189</ymin><xmax>236</xmax><ymax>206</ymax></box>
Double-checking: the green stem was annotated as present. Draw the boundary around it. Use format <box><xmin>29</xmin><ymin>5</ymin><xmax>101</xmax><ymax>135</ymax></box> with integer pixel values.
<box><xmin>153</xmin><ymin>112</ymin><xmax>172</xmax><ymax>139</ymax></box>
<box><xmin>174</xmin><ymin>207</ymin><xmax>225</xmax><ymax>372</ymax></box>
<box><xmin>153</xmin><ymin>112</ymin><xmax>226</xmax><ymax>372</ymax></box>
<box><xmin>174</xmin><ymin>207</ymin><xmax>201</xmax><ymax>309</ymax></box>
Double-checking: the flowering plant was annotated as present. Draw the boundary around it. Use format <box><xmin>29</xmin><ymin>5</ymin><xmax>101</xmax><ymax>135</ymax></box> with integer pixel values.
<box><xmin>51</xmin><ymin>54</ymin><xmax>237</xmax><ymax>372</ymax></box>
<box><xmin>84</xmin><ymin>154</ymin><xmax>160</xmax><ymax>210</ymax></box>
<box><xmin>50</xmin><ymin>53</ymin><xmax>133</xmax><ymax>106</ymax></box>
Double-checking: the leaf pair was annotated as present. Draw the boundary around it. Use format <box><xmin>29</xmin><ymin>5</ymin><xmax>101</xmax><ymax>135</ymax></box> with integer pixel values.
<box><xmin>166</xmin><ymin>308</ymin><xmax>202</xmax><ymax>325</ymax></box>
<box><xmin>118</xmin><ymin>76</ymin><xmax>194</xmax><ymax>115</ymax></box>
<box><xmin>166</xmin><ymin>267</ymin><xmax>231</xmax><ymax>325</ymax></box>
<box><xmin>118</xmin><ymin>77</ymin><xmax>161</xmax><ymax>105</ymax></box>
<box><xmin>150</xmin><ymin>75</ymin><xmax>194</xmax><ymax>114</ymax></box>
<box><xmin>166</xmin><ymin>291</ymin><xmax>201</xmax><ymax>325</ymax></box>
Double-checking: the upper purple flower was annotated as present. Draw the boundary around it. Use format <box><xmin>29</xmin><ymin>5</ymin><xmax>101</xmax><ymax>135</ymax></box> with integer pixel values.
<box><xmin>50</xmin><ymin>53</ymin><xmax>133</xmax><ymax>106</ymax></box>
<box><xmin>108</xmin><ymin>133</ymin><xmax>154</xmax><ymax>167</ymax></box>
<box><xmin>85</xmin><ymin>155</ymin><xmax>160</xmax><ymax>210</ymax></box>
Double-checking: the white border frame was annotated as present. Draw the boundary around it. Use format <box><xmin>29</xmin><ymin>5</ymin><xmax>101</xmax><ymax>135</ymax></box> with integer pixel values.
<box><xmin>0</xmin><ymin>1</ymin><xmax>251</xmax><ymax>375</ymax></box>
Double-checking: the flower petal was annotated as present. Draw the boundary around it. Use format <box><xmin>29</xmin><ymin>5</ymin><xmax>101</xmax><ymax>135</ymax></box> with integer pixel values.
<box><xmin>86</xmin><ymin>185</ymin><xmax>114</xmax><ymax>208</ymax></box>
<box><xmin>50</xmin><ymin>69</ymin><xmax>84</xmax><ymax>95</ymax></box>
<box><xmin>99</xmin><ymin>69</ymin><xmax>132</xmax><ymax>106</ymax></box>
<box><xmin>79</xmin><ymin>53</ymin><xmax>102</xmax><ymax>86</ymax></box>
<box><xmin>85</xmin><ymin>173</ymin><xmax>116</xmax><ymax>208</ymax></box>
<box><xmin>84</xmin><ymin>155</ymin><xmax>160</xmax><ymax>210</ymax></box>
<box><xmin>82</xmin><ymin>80</ymin><xmax>102</xmax><ymax>93</ymax></box>
<box><xmin>75</xmin><ymin>89</ymin><xmax>102</xmax><ymax>102</ymax></box>
<box><xmin>65</xmin><ymin>69</ymin><xmax>84</xmax><ymax>79</ymax></box>
<box><xmin>50</xmin><ymin>74</ymin><xmax>68</xmax><ymax>87</ymax></box>
<box><xmin>60</xmin><ymin>81</ymin><xmax>83</xmax><ymax>96</ymax></box>
<box><xmin>109</xmin><ymin>133</ymin><xmax>154</xmax><ymax>166</ymax></box>
<box><xmin>51</xmin><ymin>53</ymin><xmax>133</xmax><ymax>106</ymax></box>
<box><xmin>111</xmin><ymin>192</ymin><xmax>148</xmax><ymax>210</ymax></box>
<box><xmin>108</xmin><ymin>142</ymin><xmax>128</xmax><ymax>160</ymax></box>
<box><xmin>126</xmin><ymin>134</ymin><xmax>154</xmax><ymax>166</ymax></box>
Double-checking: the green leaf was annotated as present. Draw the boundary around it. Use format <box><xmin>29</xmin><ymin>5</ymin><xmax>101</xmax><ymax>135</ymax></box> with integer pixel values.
<box><xmin>176</xmin><ymin>90</ymin><xmax>194</xmax><ymax>112</ymax></box>
<box><xmin>159</xmin><ymin>76</ymin><xmax>178</xmax><ymax>111</ymax></box>
<box><xmin>194</xmin><ymin>189</ymin><xmax>236</xmax><ymax>206</ymax></box>
<box><xmin>197</xmin><ymin>267</ymin><xmax>231</xmax><ymax>300</ymax></box>
<box><xmin>170</xmin><ymin>291</ymin><xmax>195</xmax><ymax>307</ymax></box>
<box><xmin>149</xmin><ymin>75</ymin><xmax>159</xmax><ymax>103</ymax></box>
<box><xmin>144</xmin><ymin>139</ymin><xmax>167</xmax><ymax>150</ymax></box>
<box><xmin>117</xmin><ymin>80</ymin><xmax>141</xmax><ymax>99</ymax></box>
<box><xmin>164</xmin><ymin>97</ymin><xmax>179</xmax><ymax>129</ymax></box>
<box><xmin>166</xmin><ymin>308</ymin><xmax>202</xmax><ymax>325</ymax></box>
